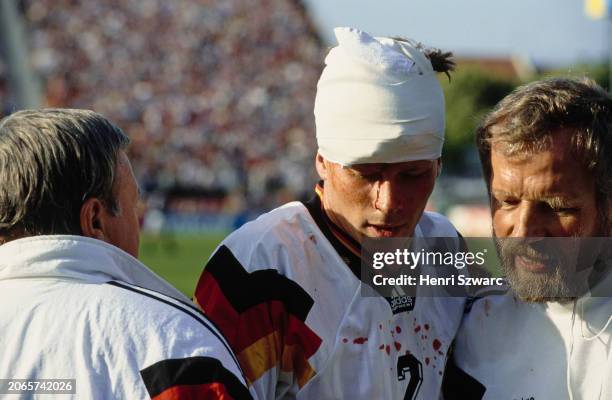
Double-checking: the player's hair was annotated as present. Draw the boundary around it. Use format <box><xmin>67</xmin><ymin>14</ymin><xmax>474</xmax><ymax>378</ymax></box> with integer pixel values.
<box><xmin>476</xmin><ymin>77</ymin><xmax>612</xmax><ymax>221</ymax></box>
<box><xmin>0</xmin><ymin>108</ymin><xmax>130</xmax><ymax>240</ymax></box>
<box><xmin>392</xmin><ymin>37</ymin><xmax>455</xmax><ymax>81</ymax></box>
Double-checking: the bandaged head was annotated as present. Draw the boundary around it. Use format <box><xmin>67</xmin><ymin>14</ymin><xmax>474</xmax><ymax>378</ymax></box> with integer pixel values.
<box><xmin>314</xmin><ymin>27</ymin><xmax>446</xmax><ymax>165</ymax></box>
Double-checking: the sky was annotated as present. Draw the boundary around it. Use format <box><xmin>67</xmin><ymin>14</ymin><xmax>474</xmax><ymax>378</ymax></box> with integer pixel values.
<box><xmin>303</xmin><ymin>0</ymin><xmax>609</xmax><ymax>67</ymax></box>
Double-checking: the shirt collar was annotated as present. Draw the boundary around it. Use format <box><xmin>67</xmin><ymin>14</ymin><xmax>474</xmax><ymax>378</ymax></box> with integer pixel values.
<box><xmin>0</xmin><ymin>235</ymin><xmax>189</xmax><ymax>302</ymax></box>
<box><xmin>302</xmin><ymin>182</ymin><xmax>362</xmax><ymax>279</ymax></box>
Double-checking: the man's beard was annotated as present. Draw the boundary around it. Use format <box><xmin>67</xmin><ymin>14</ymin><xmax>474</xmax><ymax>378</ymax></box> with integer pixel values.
<box><xmin>493</xmin><ymin>233</ymin><xmax>603</xmax><ymax>303</ymax></box>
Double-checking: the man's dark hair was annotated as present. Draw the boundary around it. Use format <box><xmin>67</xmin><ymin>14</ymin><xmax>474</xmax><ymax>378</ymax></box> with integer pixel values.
<box><xmin>392</xmin><ymin>37</ymin><xmax>455</xmax><ymax>81</ymax></box>
<box><xmin>0</xmin><ymin>108</ymin><xmax>130</xmax><ymax>240</ymax></box>
<box><xmin>476</xmin><ymin>77</ymin><xmax>612</xmax><ymax>221</ymax></box>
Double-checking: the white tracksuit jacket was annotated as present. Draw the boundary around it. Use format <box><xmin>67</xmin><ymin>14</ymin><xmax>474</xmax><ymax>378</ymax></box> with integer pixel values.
<box><xmin>0</xmin><ymin>235</ymin><xmax>251</xmax><ymax>400</ymax></box>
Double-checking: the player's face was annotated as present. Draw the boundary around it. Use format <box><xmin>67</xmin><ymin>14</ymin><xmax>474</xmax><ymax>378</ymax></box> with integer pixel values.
<box><xmin>490</xmin><ymin>129</ymin><xmax>603</xmax><ymax>301</ymax></box>
<box><xmin>103</xmin><ymin>151</ymin><xmax>141</xmax><ymax>257</ymax></box>
<box><xmin>316</xmin><ymin>153</ymin><xmax>439</xmax><ymax>243</ymax></box>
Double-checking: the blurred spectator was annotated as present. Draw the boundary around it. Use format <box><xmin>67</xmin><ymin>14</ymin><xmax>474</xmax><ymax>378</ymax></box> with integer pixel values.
<box><xmin>0</xmin><ymin>60</ymin><xmax>13</xmax><ymax>115</ymax></box>
<box><xmin>4</xmin><ymin>0</ymin><xmax>325</xmax><ymax>214</ymax></box>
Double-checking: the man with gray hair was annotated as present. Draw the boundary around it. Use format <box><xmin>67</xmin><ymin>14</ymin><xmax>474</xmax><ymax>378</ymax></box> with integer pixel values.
<box><xmin>195</xmin><ymin>27</ymin><xmax>465</xmax><ymax>399</ymax></box>
<box><xmin>444</xmin><ymin>78</ymin><xmax>612</xmax><ymax>399</ymax></box>
<box><xmin>0</xmin><ymin>109</ymin><xmax>251</xmax><ymax>399</ymax></box>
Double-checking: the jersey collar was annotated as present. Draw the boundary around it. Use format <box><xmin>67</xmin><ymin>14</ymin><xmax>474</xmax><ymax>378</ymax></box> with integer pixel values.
<box><xmin>302</xmin><ymin>182</ymin><xmax>363</xmax><ymax>279</ymax></box>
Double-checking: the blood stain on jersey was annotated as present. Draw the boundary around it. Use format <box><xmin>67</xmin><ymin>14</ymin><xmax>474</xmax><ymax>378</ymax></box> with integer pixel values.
<box><xmin>385</xmin><ymin>345</ymin><xmax>391</xmax><ymax>355</ymax></box>
<box><xmin>353</xmin><ymin>337</ymin><xmax>368</xmax><ymax>344</ymax></box>
<box><xmin>395</xmin><ymin>326</ymin><xmax>402</xmax><ymax>333</ymax></box>
<box><xmin>308</xmin><ymin>234</ymin><xmax>317</xmax><ymax>244</ymax></box>
<box><xmin>424</xmin><ymin>324</ymin><xmax>430</xmax><ymax>331</ymax></box>
<box><xmin>342</xmin><ymin>338</ymin><xmax>348</xmax><ymax>343</ymax></box>
<box><xmin>425</xmin><ymin>357</ymin><xmax>430</xmax><ymax>365</ymax></box>
<box><xmin>394</xmin><ymin>341</ymin><xmax>401</xmax><ymax>351</ymax></box>
<box><xmin>379</xmin><ymin>344</ymin><xmax>385</xmax><ymax>350</ymax></box>
<box><xmin>432</xmin><ymin>339</ymin><xmax>442</xmax><ymax>351</ymax></box>
<box><xmin>379</xmin><ymin>324</ymin><xmax>382</xmax><ymax>330</ymax></box>
<box><xmin>414</xmin><ymin>325</ymin><xmax>421</xmax><ymax>333</ymax></box>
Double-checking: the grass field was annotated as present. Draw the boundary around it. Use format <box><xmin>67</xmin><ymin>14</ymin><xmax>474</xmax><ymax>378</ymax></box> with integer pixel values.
<box><xmin>139</xmin><ymin>232</ymin><xmax>229</xmax><ymax>296</ymax></box>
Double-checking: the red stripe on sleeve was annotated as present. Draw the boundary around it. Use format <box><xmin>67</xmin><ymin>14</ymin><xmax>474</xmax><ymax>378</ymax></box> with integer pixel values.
<box><xmin>285</xmin><ymin>314</ymin><xmax>323</xmax><ymax>359</ymax></box>
<box><xmin>195</xmin><ymin>272</ymin><xmax>241</xmax><ymax>344</ymax></box>
<box><xmin>152</xmin><ymin>383</ymin><xmax>233</xmax><ymax>400</ymax></box>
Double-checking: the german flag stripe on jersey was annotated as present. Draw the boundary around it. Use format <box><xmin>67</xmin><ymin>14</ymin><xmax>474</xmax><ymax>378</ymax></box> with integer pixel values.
<box><xmin>195</xmin><ymin>245</ymin><xmax>322</xmax><ymax>387</ymax></box>
<box><xmin>140</xmin><ymin>356</ymin><xmax>252</xmax><ymax>400</ymax></box>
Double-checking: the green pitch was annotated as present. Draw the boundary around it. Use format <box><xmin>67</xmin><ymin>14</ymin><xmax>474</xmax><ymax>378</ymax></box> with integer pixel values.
<box><xmin>139</xmin><ymin>232</ymin><xmax>229</xmax><ymax>296</ymax></box>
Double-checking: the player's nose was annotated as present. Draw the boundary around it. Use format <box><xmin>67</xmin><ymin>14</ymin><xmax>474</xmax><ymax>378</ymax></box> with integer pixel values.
<box><xmin>373</xmin><ymin>180</ymin><xmax>405</xmax><ymax>214</ymax></box>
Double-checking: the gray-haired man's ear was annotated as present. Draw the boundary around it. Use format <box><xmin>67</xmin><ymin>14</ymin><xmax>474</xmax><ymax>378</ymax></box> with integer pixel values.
<box><xmin>80</xmin><ymin>198</ymin><xmax>107</xmax><ymax>241</ymax></box>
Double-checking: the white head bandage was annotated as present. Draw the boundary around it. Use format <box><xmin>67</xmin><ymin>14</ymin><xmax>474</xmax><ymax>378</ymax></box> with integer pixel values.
<box><xmin>314</xmin><ymin>27</ymin><xmax>445</xmax><ymax>165</ymax></box>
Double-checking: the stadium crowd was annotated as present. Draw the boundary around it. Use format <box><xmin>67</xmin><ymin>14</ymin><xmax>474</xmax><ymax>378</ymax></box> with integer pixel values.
<box><xmin>2</xmin><ymin>0</ymin><xmax>325</xmax><ymax>213</ymax></box>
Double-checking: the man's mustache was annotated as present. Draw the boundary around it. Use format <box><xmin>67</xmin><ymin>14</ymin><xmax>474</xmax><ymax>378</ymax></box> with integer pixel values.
<box><xmin>497</xmin><ymin>239</ymin><xmax>558</xmax><ymax>266</ymax></box>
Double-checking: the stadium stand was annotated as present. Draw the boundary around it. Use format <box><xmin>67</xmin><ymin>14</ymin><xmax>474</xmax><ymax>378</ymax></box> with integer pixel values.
<box><xmin>3</xmin><ymin>0</ymin><xmax>325</xmax><ymax>219</ymax></box>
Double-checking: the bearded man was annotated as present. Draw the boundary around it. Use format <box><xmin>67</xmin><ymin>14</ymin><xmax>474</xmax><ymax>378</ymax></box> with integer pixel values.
<box><xmin>444</xmin><ymin>78</ymin><xmax>612</xmax><ymax>400</ymax></box>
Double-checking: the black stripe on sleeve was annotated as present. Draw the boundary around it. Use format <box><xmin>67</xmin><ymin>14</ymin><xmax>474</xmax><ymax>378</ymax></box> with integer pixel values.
<box><xmin>205</xmin><ymin>245</ymin><xmax>315</xmax><ymax>321</ymax></box>
<box><xmin>140</xmin><ymin>356</ymin><xmax>253</xmax><ymax>400</ymax></box>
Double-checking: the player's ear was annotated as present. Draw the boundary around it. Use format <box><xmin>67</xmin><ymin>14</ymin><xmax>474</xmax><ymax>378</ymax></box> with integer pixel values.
<box><xmin>80</xmin><ymin>197</ymin><xmax>107</xmax><ymax>241</ymax></box>
<box><xmin>315</xmin><ymin>152</ymin><xmax>329</xmax><ymax>180</ymax></box>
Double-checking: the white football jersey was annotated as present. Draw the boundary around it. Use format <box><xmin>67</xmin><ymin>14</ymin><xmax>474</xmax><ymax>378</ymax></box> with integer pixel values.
<box><xmin>195</xmin><ymin>194</ymin><xmax>466</xmax><ymax>400</ymax></box>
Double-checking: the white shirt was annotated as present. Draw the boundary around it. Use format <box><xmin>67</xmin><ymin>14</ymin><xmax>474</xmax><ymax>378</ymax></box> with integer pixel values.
<box><xmin>195</xmin><ymin>199</ymin><xmax>466</xmax><ymax>400</ymax></box>
<box><xmin>450</xmin><ymin>273</ymin><xmax>612</xmax><ymax>400</ymax></box>
<box><xmin>0</xmin><ymin>235</ymin><xmax>251</xmax><ymax>399</ymax></box>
